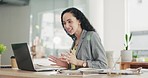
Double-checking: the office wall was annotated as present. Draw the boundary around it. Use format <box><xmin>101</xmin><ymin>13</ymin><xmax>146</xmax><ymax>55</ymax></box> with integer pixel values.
<box><xmin>0</xmin><ymin>5</ymin><xmax>30</xmax><ymax>64</ymax></box>
<box><xmin>104</xmin><ymin>0</ymin><xmax>125</xmax><ymax>65</ymax></box>
<box><xmin>128</xmin><ymin>0</ymin><xmax>148</xmax><ymax>31</ymax></box>
<box><xmin>87</xmin><ymin>0</ymin><xmax>104</xmax><ymax>44</ymax></box>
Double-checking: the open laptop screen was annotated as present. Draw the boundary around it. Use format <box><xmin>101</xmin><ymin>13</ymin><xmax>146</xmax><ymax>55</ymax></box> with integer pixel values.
<box><xmin>11</xmin><ymin>43</ymin><xmax>35</xmax><ymax>71</ymax></box>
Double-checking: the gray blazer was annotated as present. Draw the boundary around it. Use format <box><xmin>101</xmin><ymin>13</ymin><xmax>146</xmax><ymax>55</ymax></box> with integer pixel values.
<box><xmin>71</xmin><ymin>30</ymin><xmax>108</xmax><ymax>69</ymax></box>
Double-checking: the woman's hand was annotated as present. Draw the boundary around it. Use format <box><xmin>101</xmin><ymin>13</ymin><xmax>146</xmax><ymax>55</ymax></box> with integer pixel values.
<box><xmin>62</xmin><ymin>51</ymin><xmax>78</xmax><ymax>65</ymax></box>
<box><xmin>61</xmin><ymin>51</ymin><xmax>85</xmax><ymax>67</ymax></box>
<box><xmin>48</xmin><ymin>55</ymin><xmax>68</xmax><ymax>68</ymax></box>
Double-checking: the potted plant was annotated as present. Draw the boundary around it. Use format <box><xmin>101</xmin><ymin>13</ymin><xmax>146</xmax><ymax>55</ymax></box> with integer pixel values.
<box><xmin>124</xmin><ymin>33</ymin><xmax>132</xmax><ymax>50</ymax></box>
<box><xmin>121</xmin><ymin>33</ymin><xmax>133</xmax><ymax>62</ymax></box>
<box><xmin>0</xmin><ymin>43</ymin><xmax>6</xmax><ymax>65</ymax></box>
<box><xmin>132</xmin><ymin>51</ymin><xmax>138</xmax><ymax>62</ymax></box>
<box><xmin>0</xmin><ymin>43</ymin><xmax>6</xmax><ymax>54</ymax></box>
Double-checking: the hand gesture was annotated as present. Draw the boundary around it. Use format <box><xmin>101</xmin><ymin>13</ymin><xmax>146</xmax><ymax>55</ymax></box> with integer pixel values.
<box><xmin>48</xmin><ymin>55</ymin><xmax>68</xmax><ymax>68</ymax></box>
<box><xmin>61</xmin><ymin>50</ymin><xmax>78</xmax><ymax>65</ymax></box>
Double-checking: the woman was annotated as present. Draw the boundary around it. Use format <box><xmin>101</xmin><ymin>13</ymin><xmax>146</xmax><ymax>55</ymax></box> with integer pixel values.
<box><xmin>49</xmin><ymin>7</ymin><xmax>108</xmax><ymax>69</ymax></box>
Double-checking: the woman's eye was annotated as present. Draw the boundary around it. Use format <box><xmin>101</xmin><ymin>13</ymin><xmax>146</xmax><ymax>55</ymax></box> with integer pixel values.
<box><xmin>68</xmin><ymin>21</ymin><xmax>72</xmax><ymax>23</ymax></box>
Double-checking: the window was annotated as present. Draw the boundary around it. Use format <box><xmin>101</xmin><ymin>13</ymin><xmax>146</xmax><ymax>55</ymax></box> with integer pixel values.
<box><xmin>30</xmin><ymin>0</ymin><xmax>73</xmax><ymax>57</ymax></box>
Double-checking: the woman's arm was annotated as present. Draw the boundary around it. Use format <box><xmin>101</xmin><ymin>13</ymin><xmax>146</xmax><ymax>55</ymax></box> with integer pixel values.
<box><xmin>87</xmin><ymin>32</ymin><xmax>108</xmax><ymax>69</ymax></box>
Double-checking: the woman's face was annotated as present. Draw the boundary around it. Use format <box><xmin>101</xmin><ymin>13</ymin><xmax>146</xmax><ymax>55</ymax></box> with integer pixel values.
<box><xmin>62</xmin><ymin>12</ymin><xmax>81</xmax><ymax>35</ymax></box>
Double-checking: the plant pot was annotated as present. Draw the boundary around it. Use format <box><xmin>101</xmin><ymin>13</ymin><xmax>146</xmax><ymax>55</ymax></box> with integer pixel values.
<box><xmin>121</xmin><ymin>50</ymin><xmax>132</xmax><ymax>62</ymax></box>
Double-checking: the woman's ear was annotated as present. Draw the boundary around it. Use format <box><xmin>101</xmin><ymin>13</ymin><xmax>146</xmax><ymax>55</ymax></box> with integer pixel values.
<box><xmin>78</xmin><ymin>20</ymin><xmax>81</xmax><ymax>25</ymax></box>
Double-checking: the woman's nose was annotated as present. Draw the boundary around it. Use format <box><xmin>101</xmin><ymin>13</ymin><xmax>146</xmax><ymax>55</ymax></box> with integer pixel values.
<box><xmin>64</xmin><ymin>23</ymin><xmax>69</xmax><ymax>29</ymax></box>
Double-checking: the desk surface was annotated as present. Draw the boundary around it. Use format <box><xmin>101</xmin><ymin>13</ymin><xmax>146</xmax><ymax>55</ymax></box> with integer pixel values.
<box><xmin>0</xmin><ymin>68</ymin><xmax>148</xmax><ymax>78</ymax></box>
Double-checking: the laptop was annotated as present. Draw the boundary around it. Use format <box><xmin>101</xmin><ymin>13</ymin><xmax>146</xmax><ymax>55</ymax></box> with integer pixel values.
<box><xmin>11</xmin><ymin>43</ymin><xmax>66</xmax><ymax>72</ymax></box>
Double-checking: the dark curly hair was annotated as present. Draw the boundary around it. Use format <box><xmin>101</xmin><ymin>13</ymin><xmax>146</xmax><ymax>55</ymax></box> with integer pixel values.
<box><xmin>61</xmin><ymin>7</ymin><xmax>95</xmax><ymax>40</ymax></box>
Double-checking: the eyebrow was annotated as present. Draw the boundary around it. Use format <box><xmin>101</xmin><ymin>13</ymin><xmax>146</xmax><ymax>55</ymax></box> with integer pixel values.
<box><xmin>63</xmin><ymin>19</ymin><xmax>71</xmax><ymax>23</ymax></box>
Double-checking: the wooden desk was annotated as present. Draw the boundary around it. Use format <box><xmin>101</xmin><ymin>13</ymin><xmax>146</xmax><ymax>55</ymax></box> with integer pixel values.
<box><xmin>0</xmin><ymin>68</ymin><xmax>81</xmax><ymax>78</ymax></box>
<box><xmin>120</xmin><ymin>62</ymin><xmax>148</xmax><ymax>70</ymax></box>
<box><xmin>0</xmin><ymin>68</ymin><xmax>148</xmax><ymax>78</ymax></box>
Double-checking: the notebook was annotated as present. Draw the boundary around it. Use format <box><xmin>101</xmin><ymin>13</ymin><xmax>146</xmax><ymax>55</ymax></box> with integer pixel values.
<box><xmin>11</xmin><ymin>43</ymin><xmax>66</xmax><ymax>72</ymax></box>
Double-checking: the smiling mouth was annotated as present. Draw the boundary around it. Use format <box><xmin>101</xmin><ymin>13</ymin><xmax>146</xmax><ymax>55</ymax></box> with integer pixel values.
<box><xmin>67</xmin><ymin>30</ymin><xmax>72</xmax><ymax>34</ymax></box>
<box><xmin>67</xmin><ymin>29</ymin><xmax>72</xmax><ymax>33</ymax></box>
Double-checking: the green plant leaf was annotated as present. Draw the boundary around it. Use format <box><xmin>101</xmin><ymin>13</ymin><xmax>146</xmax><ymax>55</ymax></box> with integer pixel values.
<box><xmin>129</xmin><ymin>33</ymin><xmax>132</xmax><ymax>42</ymax></box>
<box><xmin>125</xmin><ymin>34</ymin><xmax>128</xmax><ymax>44</ymax></box>
<box><xmin>126</xmin><ymin>46</ymin><xmax>128</xmax><ymax>50</ymax></box>
<box><xmin>124</xmin><ymin>33</ymin><xmax>132</xmax><ymax>50</ymax></box>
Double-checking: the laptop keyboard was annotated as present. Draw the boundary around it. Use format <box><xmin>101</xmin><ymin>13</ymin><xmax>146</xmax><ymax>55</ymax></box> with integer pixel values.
<box><xmin>34</xmin><ymin>64</ymin><xmax>51</xmax><ymax>69</ymax></box>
